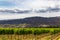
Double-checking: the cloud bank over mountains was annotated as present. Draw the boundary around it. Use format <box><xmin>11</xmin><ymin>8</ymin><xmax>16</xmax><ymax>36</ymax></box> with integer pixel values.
<box><xmin>0</xmin><ymin>7</ymin><xmax>60</xmax><ymax>13</ymax></box>
<box><xmin>0</xmin><ymin>7</ymin><xmax>60</xmax><ymax>20</ymax></box>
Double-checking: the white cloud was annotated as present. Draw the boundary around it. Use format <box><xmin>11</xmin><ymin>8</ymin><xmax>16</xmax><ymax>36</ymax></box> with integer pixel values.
<box><xmin>15</xmin><ymin>0</ymin><xmax>60</xmax><ymax>9</ymax></box>
<box><xmin>0</xmin><ymin>0</ymin><xmax>60</xmax><ymax>9</ymax></box>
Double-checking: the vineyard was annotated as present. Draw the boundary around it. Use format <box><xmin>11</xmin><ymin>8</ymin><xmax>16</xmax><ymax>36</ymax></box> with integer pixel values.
<box><xmin>0</xmin><ymin>28</ymin><xmax>60</xmax><ymax>40</ymax></box>
<box><xmin>0</xmin><ymin>28</ymin><xmax>60</xmax><ymax>34</ymax></box>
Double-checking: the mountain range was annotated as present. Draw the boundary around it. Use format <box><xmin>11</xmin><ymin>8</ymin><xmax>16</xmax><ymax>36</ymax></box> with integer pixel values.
<box><xmin>0</xmin><ymin>17</ymin><xmax>60</xmax><ymax>27</ymax></box>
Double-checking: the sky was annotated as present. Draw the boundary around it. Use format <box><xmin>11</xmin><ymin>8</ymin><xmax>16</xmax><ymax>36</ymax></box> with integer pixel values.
<box><xmin>0</xmin><ymin>0</ymin><xmax>60</xmax><ymax>20</ymax></box>
<box><xmin>0</xmin><ymin>0</ymin><xmax>60</xmax><ymax>9</ymax></box>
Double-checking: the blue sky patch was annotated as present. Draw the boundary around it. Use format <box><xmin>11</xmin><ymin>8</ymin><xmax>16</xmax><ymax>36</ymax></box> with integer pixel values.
<box><xmin>0</xmin><ymin>1</ymin><xmax>16</xmax><ymax>8</ymax></box>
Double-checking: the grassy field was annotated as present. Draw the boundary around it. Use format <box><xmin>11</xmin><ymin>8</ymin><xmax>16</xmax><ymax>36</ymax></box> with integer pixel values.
<box><xmin>0</xmin><ymin>28</ymin><xmax>60</xmax><ymax>40</ymax></box>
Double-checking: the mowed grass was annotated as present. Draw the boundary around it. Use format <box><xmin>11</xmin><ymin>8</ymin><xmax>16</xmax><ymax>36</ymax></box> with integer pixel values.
<box><xmin>0</xmin><ymin>28</ymin><xmax>60</xmax><ymax>40</ymax></box>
